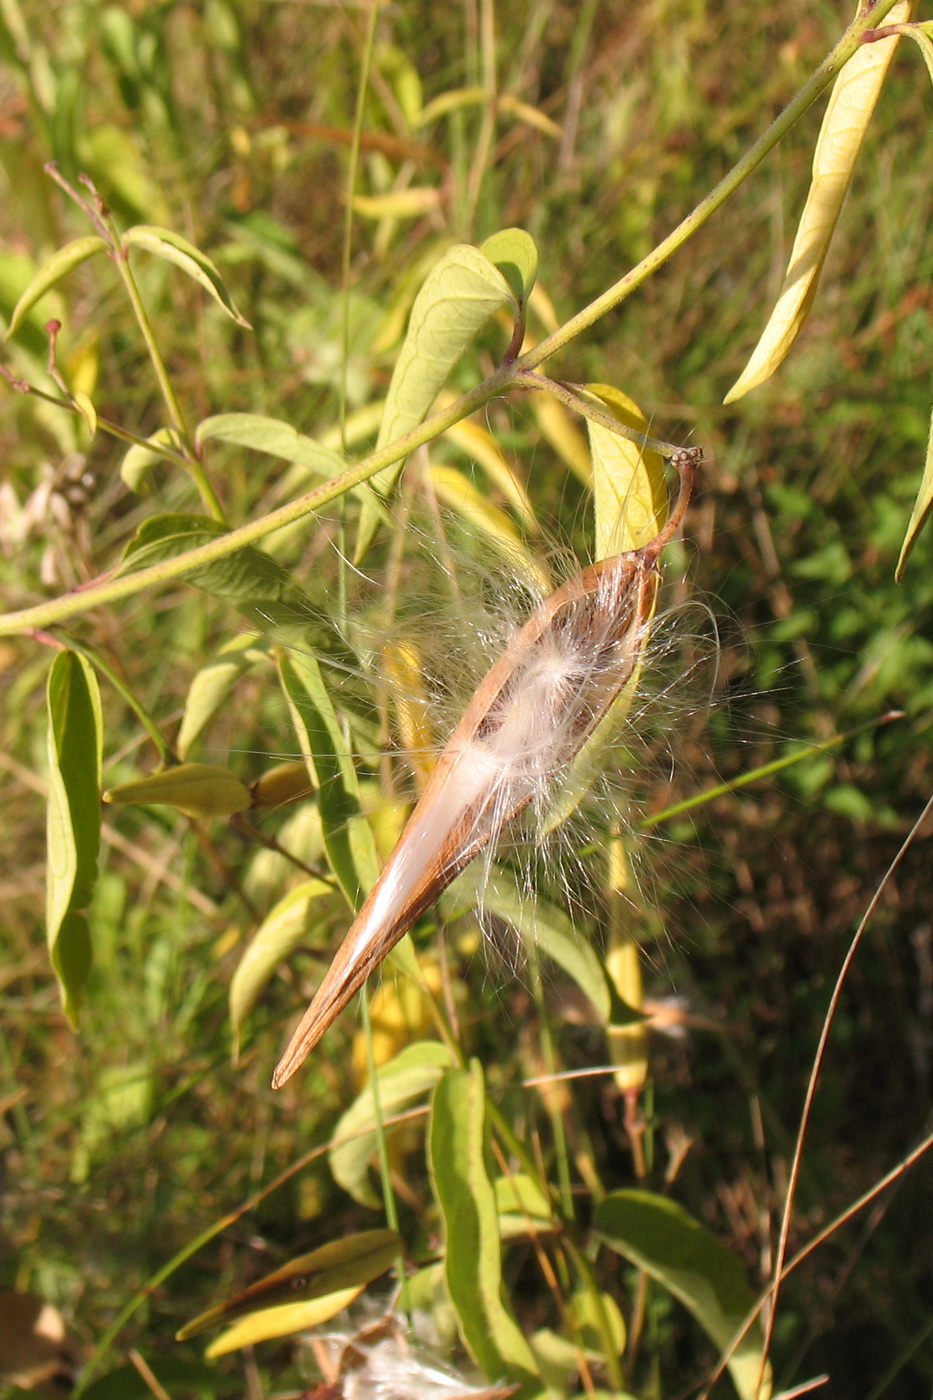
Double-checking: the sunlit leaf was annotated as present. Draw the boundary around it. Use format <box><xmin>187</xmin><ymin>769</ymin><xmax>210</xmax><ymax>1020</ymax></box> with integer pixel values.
<box><xmin>357</xmin><ymin>243</ymin><xmax>511</xmax><ymax>554</ymax></box>
<box><xmin>176</xmin><ymin>634</ymin><xmax>262</xmax><ymax>759</ymax></box>
<box><xmin>417</xmin><ymin>86</ymin><xmax>488</xmax><ymax>126</ymax></box>
<box><xmin>122</xmin><ymin>224</ymin><xmax>251</xmax><ymax>327</ymax></box>
<box><xmin>103</xmin><ymin>762</ymin><xmax>252</xmax><ymax>818</ymax></box>
<box><xmin>205</xmin><ymin>1287</ymin><xmax>365</xmax><ymax>1357</ymax></box>
<box><xmin>480</xmin><ymin>228</ymin><xmax>538</xmax><ymax>306</ymax></box>
<box><xmin>441</xmin><ymin>415</ymin><xmax>537</xmax><ymax>529</ymax></box>
<box><xmin>896</xmin><ymin>402</ymin><xmax>933</xmax><ymax>579</ymax></box>
<box><xmin>430</xmin><ymin>1061</ymin><xmax>541</xmax><ymax>1391</ymax></box>
<box><xmin>585</xmin><ymin>385</ymin><xmax>667</xmax><ymax>558</ymax></box>
<box><xmin>494</xmin><ymin>1173</ymin><xmax>555</xmax><ymax>1239</ymax></box>
<box><xmin>330</xmin><ymin>1040</ymin><xmax>454</xmax><ymax>1207</ymax></box>
<box><xmin>195</xmin><ymin>412</ymin><xmax>346</xmax><ymax>478</ymax></box>
<box><xmin>595</xmin><ymin>1190</ymin><xmax>771</xmax><ymax>1400</ymax></box>
<box><xmin>178</xmin><ymin>1228</ymin><xmax>401</xmax><ymax>1340</ymax></box>
<box><xmin>5</xmin><ymin>236</ymin><xmax>107</xmax><ymax>340</ymax></box>
<box><xmin>352</xmin><ymin>188</ymin><xmax>442</xmax><ymax>219</ymax></box>
<box><xmin>725</xmin><ymin>5</ymin><xmax>909</xmax><ymax>403</ymax></box>
<box><xmin>230</xmin><ymin>877</ymin><xmax>335</xmax><ymax>1053</ymax></box>
<box><xmin>72</xmin><ymin>391</ymin><xmax>96</xmax><ymax>436</ymax></box>
<box><xmin>45</xmin><ymin>652</ymin><xmax>102</xmax><ymax>1027</ymax></box>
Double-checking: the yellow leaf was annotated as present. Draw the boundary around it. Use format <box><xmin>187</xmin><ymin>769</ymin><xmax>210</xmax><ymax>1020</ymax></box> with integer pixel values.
<box><xmin>205</xmin><ymin>1286</ymin><xmax>364</xmax><ymax>1356</ymax></box>
<box><xmin>584</xmin><ymin>385</ymin><xmax>667</xmax><ymax>558</ymax></box>
<box><xmin>725</xmin><ymin>3</ymin><xmax>910</xmax><ymax>403</ymax></box>
<box><xmin>352</xmin><ymin>187</ymin><xmax>441</xmax><ymax>219</ymax></box>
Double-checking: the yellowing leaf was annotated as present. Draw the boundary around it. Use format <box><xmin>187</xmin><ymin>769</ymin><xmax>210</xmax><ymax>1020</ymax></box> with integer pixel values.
<box><xmin>352</xmin><ymin>187</ymin><xmax>442</xmax><ymax>219</ymax></box>
<box><xmin>531</xmin><ymin>391</ymin><xmax>591</xmax><ymax>485</ymax></box>
<box><xmin>585</xmin><ymin>385</ymin><xmax>668</xmax><ymax>558</ymax></box>
<box><xmin>427</xmin><ymin>463</ymin><xmax>550</xmax><ymax>592</ymax></box>
<box><xmin>103</xmin><ymin>762</ymin><xmax>252</xmax><ymax>818</ymax></box>
<box><xmin>205</xmin><ymin>1287</ymin><xmax>364</xmax><ymax>1356</ymax></box>
<box><xmin>441</xmin><ymin>413</ymin><xmax>537</xmax><ymax>528</ymax></box>
<box><xmin>725</xmin><ymin>5</ymin><xmax>910</xmax><ymax>403</ymax></box>
<box><xmin>72</xmin><ymin>390</ymin><xmax>97</xmax><ymax>436</ymax></box>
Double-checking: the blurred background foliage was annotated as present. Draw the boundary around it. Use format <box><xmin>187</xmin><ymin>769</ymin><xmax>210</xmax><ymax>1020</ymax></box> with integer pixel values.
<box><xmin>1</xmin><ymin>0</ymin><xmax>932</xmax><ymax>1396</ymax></box>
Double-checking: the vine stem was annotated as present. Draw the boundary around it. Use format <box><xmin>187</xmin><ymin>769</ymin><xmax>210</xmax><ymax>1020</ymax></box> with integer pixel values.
<box><xmin>516</xmin><ymin>0</ymin><xmax>904</xmax><ymax>371</ymax></box>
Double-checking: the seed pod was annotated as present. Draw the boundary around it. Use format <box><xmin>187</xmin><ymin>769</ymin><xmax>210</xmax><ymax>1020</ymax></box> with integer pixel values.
<box><xmin>273</xmin><ymin>451</ymin><xmax>699</xmax><ymax>1086</ymax></box>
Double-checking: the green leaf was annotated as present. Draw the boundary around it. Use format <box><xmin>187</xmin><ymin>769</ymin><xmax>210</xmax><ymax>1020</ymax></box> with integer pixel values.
<box><xmin>176</xmin><ymin>634</ymin><xmax>262</xmax><ymax>759</ymax></box>
<box><xmin>119</xmin><ymin>427</ymin><xmax>183</xmax><ymax>493</ymax></box>
<box><xmin>195</xmin><ymin>412</ymin><xmax>346</xmax><ymax>478</ymax></box>
<box><xmin>5</xmin><ymin>236</ymin><xmax>107</xmax><ymax>340</ymax></box>
<box><xmin>46</xmin><ymin>651</ymin><xmax>102</xmax><ymax>1026</ymax></box>
<box><xmin>177</xmin><ymin>1228</ymin><xmax>401</xmax><ymax>1340</ymax></box>
<box><xmin>330</xmin><ymin>1040</ymin><xmax>454</xmax><ymax>1207</ymax></box>
<box><xmin>122</xmin><ymin>224</ymin><xmax>251</xmax><ymax>327</ymax></box>
<box><xmin>595</xmin><ymin>1190</ymin><xmax>771</xmax><ymax>1400</ymax></box>
<box><xmin>899</xmin><ymin>22</ymin><xmax>933</xmax><ymax>87</ymax></box>
<box><xmin>357</xmin><ymin>243</ymin><xmax>512</xmax><ymax>555</ymax></box>
<box><xmin>230</xmin><ymin>877</ymin><xmax>336</xmax><ymax>1054</ymax></box>
<box><xmin>896</xmin><ymin>402</ymin><xmax>933</xmax><ymax>579</ymax></box>
<box><xmin>429</xmin><ymin>1061</ymin><xmax>541</xmax><ymax>1391</ymax></box>
<box><xmin>494</xmin><ymin>1173</ymin><xmax>555</xmax><ymax>1239</ymax></box>
<box><xmin>480</xmin><ymin>228</ymin><xmax>538</xmax><ymax>306</ymax></box>
<box><xmin>584</xmin><ymin>385</ymin><xmax>668</xmax><ymax>558</ymax></box>
<box><xmin>277</xmin><ymin>651</ymin><xmax>380</xmax><ymax>911</ymax></box>
<box><xmin>102</xmin><ymin>762</ymin><xmax>252</xmax><ymax>818</ymax></box>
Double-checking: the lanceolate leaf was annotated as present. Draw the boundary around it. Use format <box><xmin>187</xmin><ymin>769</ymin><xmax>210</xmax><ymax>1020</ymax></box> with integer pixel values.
<box><xmin>277</xmin><ymin>651</ymin><xmax>380</xmax><ymax>911</ymax></box>
<box><xmin>330</xmin><ymin>1040</ymin><xmax>454</xmax><ymax>1207</ymax></box>
<box><xmin>5</xmin><ymin>236</ymin><xmax>107</xmax><ymax>339</ymax></box>
<box><xmin>595</xmin><ymin>1190</ymin><xmax>771</xmax><ymax>1400</ymax></box>
<box><xmin>46</xmin><ymin>651</ymin><xmax>102</xmax><ymax>1026</ymax></box>
<box><xmin>205</xmin><ymin>1287</ymin><xmax>365</xmax><ymax>1357</ymax></box>
<box><xmin>357</xmin><ymin>243</ymin><xmax>512</xmax><ymax>555</ymax></box>
<box><xmin>103</xmin><ymin>762</ymin><xmax>252</xmax><ymax>819</ymax></box>
<box><xmin>725</xmin><ymin>4</ymin><xmax>909</xmax><ymax>403</ymax></box>
<box><xmin>177</xmin><ymin>1229</ymin><xmax>401</xmax><ymax>1340</ymax></box>
<box><xmin>896</xmin><ymin>403</ymin><xmax>933</xmax><ymax>579</ymax></box>
<box><xmin>429</xmin><ymin>1061</ymin><xmax>541</xmax><ymax>1392</ymax></box>
<box><xmin>122</xmin><ymin>224</ymin><xmax>251</xmax><ymax>327</ymax></box>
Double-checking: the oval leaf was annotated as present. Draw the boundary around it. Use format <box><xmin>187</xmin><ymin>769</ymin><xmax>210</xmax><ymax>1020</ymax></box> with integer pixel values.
<box><xmin>120</xmin><ymin>428</ymin><xmax>183</xmax><ymax>494</ymax></box>
<box><xmin>896</xmin><ymin>402</ymin><xmax>933</xmax><ymax>579</ymax></box>
<box><xmin>178</xmin><ymin>1228</ymin><xmax>401</xmax><ymax>1340</ymax></box>
<box><xmin>357</xmin><ymin>243</ymin><xmax>511</xmax><ymax>554</ymax></box>
<box><xmin>122</xmin><ymin>224</ymin><xmax>251</xmax><ymax>327</ymax></box>
<box><xmin>724</xmin><ymin>5</ymin><xmax>909</xmax><ymax>403</ymax></box>
<box><xmin>480</xmin><ymin>228</ymin><xmax>538</xmax><ymax>307</ymax></box>
<box><xmin>429</xmin><ymin>1061</ymin><xmax>540</xmax><ymax>1390</ymax></box>
<box><xmin>330</xmin><ymin>1040</ymin><xmax>454</xmax><ymax>1207</ymax></box>
<box><xmin>230</xmin><ymin>877</ymin><xmax>336</xmax><ymax>1052</ymax></box>
<box><xmin>103</xmin><ymin>762</ymin><xmax>252</xmax><ymax>818</ymax></box>
<box><xmin>595</xmin><ymin>1190</ymin><xmax>771</xmax><ymax>1400</ymax></box>
<box><xmin>195</xmin><ymin>412</ymin><xmax>346</xmax><ymax>478</ymax></box>
<box><xmin>46</xmin><ymin>651</ymin><xmax>102</xmax><ymax>1027</ymax></box>
<box><xmin>6</xmin><ymin>236</ymin><xmax>107</xmax><ymax>340</ymax></box>
<box><xmin>584</xmin><ymin>386</ymin><xmax>668</xmax><ymax>558</ymax></box>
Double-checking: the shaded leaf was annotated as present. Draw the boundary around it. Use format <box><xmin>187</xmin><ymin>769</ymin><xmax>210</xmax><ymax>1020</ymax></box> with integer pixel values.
<box><xmin>103</xmin><ymin>762</ymin><xmax>252</xmax><ymax>819</ymax></box>
<box><xmin>330</xmin><ymin>1040</ymin><xmax>454</xmax><ymax>1207</ymax></box>
<box><xmin>178</xmin><ymin>1228</ymin><xmax>401</xmax><ymax>1340</ymax></box>
<box><xmin>5</xmin><ymin>236</ymin><xmax>107</xmax><ymax>339</ymax></box>
<box><xmin>79</xmin><ymin>1359</ymin><xmax>220</xmax><ymax>1400</ymax></box>
<box><xmin>595</xmin><ymin>1190</ymin><xmax>771</xmax><ymax>1400</ymax></box>
<box><xmin>430</xmin><ymin>1061</ymin><xmax>541</xmax><ymax>1391</ymax></box>
<box><xmin>278</xmin><ymin>651</ymin><xmax>380</xmax><ymax>910</ymax></box>
<box><xmin>177</xmin><ymin>634</ymin><xmax>262</xmax><ymax>759</ymax></box>
<box><xmin>896</xmin><ymin>402</ymin><xmax>933</xmax><ymax>579</ymax></box>
<box><xmin>122</xmin><ymin>223</ymin><xmax>251</xmax><ymax>326</ymax></box>
<box><xmin>230</xmin><ymin>877</ymin><xmax>336</xmax><ymax>1052</ymax></box>
<box><xmin>120</xmin><ymin>427</ymin><xmax>183</xmax><ymax>494</ymax></box>
<box><xmin>46</xmin><ymin>651</ymin><xmax>102</xmax><ymax>1026</ymax></box>
<box><xmin>725</xmin><ymin>5</ymin><xmax>909</xmax><ymax>403</ymax></box>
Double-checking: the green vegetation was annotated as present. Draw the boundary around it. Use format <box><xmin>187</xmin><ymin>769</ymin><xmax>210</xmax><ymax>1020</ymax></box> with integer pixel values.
<box><xmin>2</xmin><ymin>2</ymin><xmax>932</xmax><ymax>1397</ymax></box>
